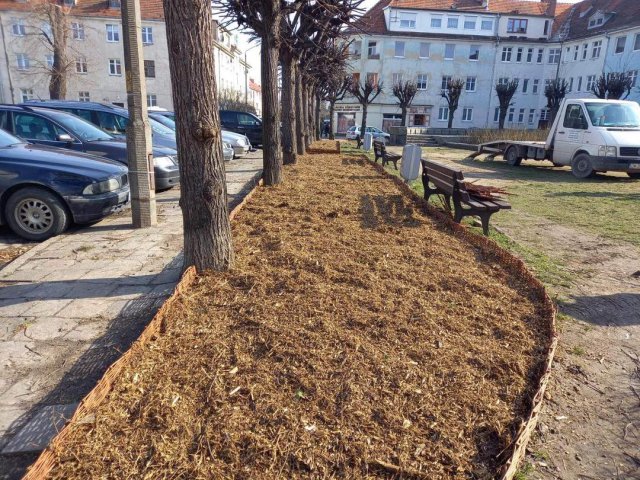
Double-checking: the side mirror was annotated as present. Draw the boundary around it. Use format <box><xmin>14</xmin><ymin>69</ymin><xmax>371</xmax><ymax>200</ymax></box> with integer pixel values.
<box><xmin>57</xmin><ymin>133</ymin><xmax>73</xmax><ymax>142</ymax></box>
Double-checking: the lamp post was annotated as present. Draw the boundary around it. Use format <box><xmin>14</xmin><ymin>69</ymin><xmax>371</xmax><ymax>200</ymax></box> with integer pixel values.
<box><xmin>121</xmin><ymin>0</ymin><xmax>156</xmax><ymax>227</ymax></box>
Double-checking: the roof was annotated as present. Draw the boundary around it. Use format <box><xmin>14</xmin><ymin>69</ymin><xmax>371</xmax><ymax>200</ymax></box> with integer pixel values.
<box><xmin>0</xmin><ymin>0</ymin><xmax>164</xmax><ymax>21</ymax></box>
<box><xmin>249</xmin><ymin>79</ymin><xmax>262</xmax><ymax>93</ymax></box>
<box><xmin>552</xmin><ymin>0</ymin><xmax>640</xmax><ymax>40</ymax></box>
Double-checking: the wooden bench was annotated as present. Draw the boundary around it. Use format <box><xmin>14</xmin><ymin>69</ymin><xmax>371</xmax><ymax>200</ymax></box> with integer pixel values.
<box><xmin>421</xmin><ymin>159</ymin><xmax>511</xmax><ymax>236</ymax></box>
<box><xmin>373</xmin><ymin>140</ymin><xmax>401</xmax><ymax>170</ymax></box>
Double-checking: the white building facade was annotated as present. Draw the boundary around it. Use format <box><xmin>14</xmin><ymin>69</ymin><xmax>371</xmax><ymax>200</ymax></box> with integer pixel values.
<box><xmin>0</xmin><ymin>0</ymin><xmax>257</xmax><ymax>111</ymax></box>
<box><xmin>336</xmin><ymin>0</ymin><xmax>640</xmax><ymax>133</ymax></box>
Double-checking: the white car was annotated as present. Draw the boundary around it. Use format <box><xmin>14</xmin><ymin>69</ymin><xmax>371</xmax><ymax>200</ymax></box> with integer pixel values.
<box><xmin>345</xmin><ymin>126</ymin><xmax>390</xmax><ymax>142</ymax></box>
<box><xmin>221</xmin><ymin>130</ymin><xmax>251</xmax><ymax>157</ymax></box>
<box><xmin>223</xmin><ymin>142</ymin><xmax>234</xmax><ymax>162</ymax></box>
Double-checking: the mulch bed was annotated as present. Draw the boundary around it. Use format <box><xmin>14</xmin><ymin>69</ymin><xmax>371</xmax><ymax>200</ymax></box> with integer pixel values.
<box><xmin>46</xmin><ymin>141</ymin><xmax>552</xmax><ymax>479</ymax></box>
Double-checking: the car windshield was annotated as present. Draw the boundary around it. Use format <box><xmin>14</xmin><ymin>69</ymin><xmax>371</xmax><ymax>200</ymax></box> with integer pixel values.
<box><xmin>45</xmin><ymin>110</ymin><xmax>113</xmax><ymax>141</ymax></box>
<box><xmin>0</xmin><ymin>128</ymin><xmax>24</xmax><ymax>147</ymax></box>
<box><xmin>150</xmin><ymin>118</ymin><xmax>175</xmax><ymax>136</ymax></box>
<box><xmin>152</xmin><ymin>115</ymin><xmax>176</xmax><ymax>130</ymax></box>
<box><xmin>585</xmin><ymin>102</ymin><xmax>640</xmax><ymax>128</ymax></box>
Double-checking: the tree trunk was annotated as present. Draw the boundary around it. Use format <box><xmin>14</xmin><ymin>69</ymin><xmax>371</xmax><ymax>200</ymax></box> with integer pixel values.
<box><xmin>329</xmin><ymin>101</ymin><xmax>335</xmax><ymax>140</ymax></box>
<box><xmin>401</xmin><ymin>106</ymin><xmax>407</xmax><ymax>127</ymax></box>
<box><xmin>498</xmin><ymin>107</ymin><xmax>507</xmax><ymax>130</ymax></box>
<box><xmin>302</xmin><ymin>83</ymin><xmax>310</xmax><ymax>148</ymax></box>
<box><xmin>261</xmin><ymin>30</ymin><xmax>283</xmax><ymax>185</ymax></box>
<box><xmin>162</xmin><ymin>0</ymin><xmax>233</xmax><ymax>272</ymax></box>
<box><xmin>295</xmin><ymin>65</ymin><xmax>305</xmax><ymax>156</ymax></box>
<box><xmin>360</xmin><ymin>103</ymin><xmax>368</xmax><ymax>145</ymax></box>
<box><xmin>280</xmin><ymin>55</ymin><xmax>297</xmax><ymax>165</ymax></box>
<box><xmin>314</xmin><ymin>90</ymin><xmax>321</xmax><ymax>141</ymax></box>
<box><xmin>447</xmin><ymin>109</ymin><xmax>454</xmax><ymax>129</ymax></box>
<box><xmin>49</xmin><ymin>5</ymin><xmax>68</xmax><ymax>100</ymax></box>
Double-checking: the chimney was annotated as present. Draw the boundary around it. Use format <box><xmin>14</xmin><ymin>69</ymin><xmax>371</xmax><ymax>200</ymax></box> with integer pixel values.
<box><xmin>545</xmin><ymin>0</ymin><xmax>558</xmax><ymax>17</ymax></box>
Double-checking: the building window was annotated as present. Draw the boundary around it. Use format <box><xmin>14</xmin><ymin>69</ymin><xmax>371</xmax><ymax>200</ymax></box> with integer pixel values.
<box><xmin>481</xmin><ymin>19</ymin><xmax>493</xmax><ymax>31</ymax></box>
<box><xmin>419</xmin><ymin>42</ymin><xmax>430</xmax><ymax>58</ymax></box>
<box><xmin>508</xmin><ymin>107</ymin><xmax>515</xmax><ymax>122</ymax></box>
<box><xmin>518</xmin><ymin>108</ymin><xmax>525</xmax><ymax>123</ymax></box>
<box><xmin>568</xmin><ymin>77</ymin><xmax>573</xmax><ymax>92</ymax></box>
<box><xmin>79</xmin><ymin>91</ymin><xmax>90</xmax><ymax>102</ymax></box>
<box><xmin>592</xmin><ymin>40</ymin><xmax>602</xmax><ymax>58</ymax></box>
<box><xmin>573</xmin><ymin>45</ymin><xmax>579</xmax><ymax>61</ymax></box>
<box><xmin>106</xmin><ymin>24</ymin><xmax>120</xmax><ymax>42</ymax></box>
<box><xmin>629</xmin><ymin>70</ymin><xmax>638</xmax><ymax>87</ymax></box>
<box><xmin>71</xmin><ymin>22</ymin><xmax>85</xmax><ymax>40</ymax></box>
<box><xmin>349</xmin><ymin>41</ymin><xmax>361</xmax><ymax>59</ymax></box>
<box><xmin>366</xmin><ymin>72</ymin><xmax>379</xmax><ymax>86</ymax></box>
<box><xmin>548</xmin><ymin>48</ymin><xmax>561</xmax><ymax>64</ymax></box>
<box><xmin>465</xmin><ymin>76</ymin><xmax>476</xmax><ymax>92</ymax></box>
<box><xmin>501</xmin><ymin>47</ymin><xmax>512</xmax><ymax>62</ymax></box>
<box><xmin>498</xmin><ymin>77</ymin><xmax>509</xmax><ymax>85</ymax></box>
<box><xmin>394</xmin><ymin>41</ymin><xmax>405</xmax><ymax>57</ymax></box>
<box><xmin>544</xmin><ymin>20</ymin><xmax>550</xmax><ymax>36</ymax></box>
<box><xmin>392</xmin><ymin>73</ymin><xmax>403</xmax><ymax>85</ymax></box>
<box><xmin>444</xmin><ymin>44</ymin><xmax>455</xmax><ymax>60</ymax></box>
<box><xmin>430</xmin><ymin>15</ymin><xmax>442</xmax><ymax>28</ymax></box>
<box><xmin>142</xmin><ymin>26</ymin><xmax>153</xmax><ymax>44</ymax></box>
<box><xmin>516</xmin><ymin>47</ymin><xmax>523</xmax><ymax>62</ymax></box>
<box><xmin>577</xmin><ymin>76</ymin><xmax>582</xmax><ymax>91</ymax></box>
<box><xmin>635</xmin><ymin>34</ymin><xmax>640</xmax><ymax>51</ymax></box>
<box><xmin>507</xmin><ymin>18</ymin><xmax>528</xmax><ymax>34</ymax></box>
<box><xmin>582</xmin><ymin>43</ymin><xmax>588</xmax><ymax>60</ymax></box>
<box><xmin>12</xmin><ymin>19</ymin><xmax>25</xmax><ymax>36</ymax></box>
<box><xmin>147</xmin><ymin>94</ymin><xmax>157</xmax><ymax>107</ymax></box>
<box><xmin>532</xmin><ymin>79</ymin><xmax>540</xmax><ymax>94</ymax></box>
<box><xmin>399</xmin><ymin>12</ymin><xmax>416</xmax><ymax>29</ymax></box>
<box><xmin>75</xmin><ymin>57</ymin><xmax>88</xmax><ymax>74</ymax></box>
<box><xmin>438</xmin><ymin>107</ymin><xmax>449</xmax><ymax>121</ymax></box>
<box><xmin>144</xmin><ymin>60</ymin><xmax>155</xmax><ymax>78</ymax></box>
<box><xmin>540</xmin><ymin>109</ymin><xmax>550</xmax><ymax>121</ymax></box>
<box><xmin>447</xmin><ymin>17</ymin><xmax>459</xmax><ymax>29</ymax></box>
<box><xmin>588</xmin><ymin>16</ymin><xmax>604</xmax><ymax>28</ymax></box>
<box><xmin>462</xmin><ymin>107</ymin><xmax>473</xmax><ymax>122</ymax></box>
<box><xmin>528</xmin><ymin>109</ymin><xmax>535</xmax><ymax>124</ymax></box>
<box><xmin>537</xmin><ymin>48</ymin><xmax>544</xmax><ymax>63</ymax></box>
<box><xmin>469</xmin><ymin>44</ymin><xmax>480</xmax><ymax>61</ymax></box>
<box><xmin>526</xmin><ymin>47</ymin><xmax>533</xmax><ymax>63</ymax></box>
<box><xmin>45</xmin><ymin>55</ymin><xmax>54</xmax><ymax>68</ymax></box>
<box><xmin>20</xmin><ymin>88</ymin><xmax>34</xmax><ymax>102</ymax></box>
<box><xmin>367</xmin><ymin>41</ymin><xmax>379</xmax><ymax>59</ymax></box>
<box><xmin>416</xmin><ymin>74</ymin><xmax>428</xmax><ymax>90</ymax></box>
<box><xmin>16</xmin><ymin>53</ymin><xmax>29</xmax><ymax>70</ymax></box>
<box><xmin>463</xmin><ymin>17</ymin><xmax>476</xmax><ymax>30</ymax></box>
<box><xmin>494</xmin><ymin>107</ymin><xmax>500</xmax><ymax>122</ymax></box>
<box><xmin>522</xmin><ymin>79</ymin><xmax>529</xmax><ymax>93</ymax></box>
<box><xmin>441</xmin><ymin>75</ymin><xmax>452</xmax><ymax>90</ymax></box>
<box><xmin>586</xmin><ymin>75</ymin><xmax>596</xmax><ymax>91</ymax></box>
<box><xmin>109</xmin><ymin>58</ymin><xmax>122</xmax><ymax>75</ymax></box>
<box><xmin>615</xmin><ymin>36</ymin><xmax>626</xmax><ymax>54</ymax></box>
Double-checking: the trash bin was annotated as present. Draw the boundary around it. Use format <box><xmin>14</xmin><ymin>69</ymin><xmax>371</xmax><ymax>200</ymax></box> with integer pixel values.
<box><xmin>363</xmin><ymin>132</ymin><xmax>373</xmax><ymax>151</ymax></box>
<box><xmin>401</xmin><ymin>144</ymin><xmax>422</xmax><ymax>182</ymax></box>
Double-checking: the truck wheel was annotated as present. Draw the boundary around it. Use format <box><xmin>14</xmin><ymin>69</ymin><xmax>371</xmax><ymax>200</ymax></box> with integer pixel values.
<box><xmin>5</xmin><ymin>187</ymin><xmax>70</xmax><ymax>241</ymax></box>
<box><xmin>628</xmin><ymin>172</ymin><xmax>640</xmax><ymax>179</ymax></box>
<box><xmin>571</xmin><ymin>154</ymin><xmax>595</xmax><ymax>179</ymax></box>
<box><xmin>504</xmin><ymin>146</ymin><xmax>522</xmax><ymax>166</ymax></box>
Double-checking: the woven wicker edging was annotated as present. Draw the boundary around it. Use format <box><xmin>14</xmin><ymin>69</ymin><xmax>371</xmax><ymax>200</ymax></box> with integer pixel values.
<box><xmin>366</xmin><ymin>158</ymin><xmax>557</xmax><ymax>480</ymax></box>
<box><xmin>23</xmin><ymin>178</ymin><xmax>264</xmax><ymax>480</ymax></box>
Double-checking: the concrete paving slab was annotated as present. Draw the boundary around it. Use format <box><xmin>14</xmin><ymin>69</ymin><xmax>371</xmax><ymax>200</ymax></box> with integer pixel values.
<box><xmin>1</xmin><ymin>403</ymin><xmax>77</xmax><ymax>454</ymax></box>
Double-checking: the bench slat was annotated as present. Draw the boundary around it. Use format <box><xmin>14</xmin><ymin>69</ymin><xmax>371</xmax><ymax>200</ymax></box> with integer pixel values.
<box><xmin>422</xmin><ymin>160</ymin><xmax>464</xmax><ymax>179</ymax></box>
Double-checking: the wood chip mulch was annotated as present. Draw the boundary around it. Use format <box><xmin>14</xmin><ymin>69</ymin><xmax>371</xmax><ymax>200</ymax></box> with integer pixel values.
<box><xmin>47</xmin><ymin>142</ymin><xmax>552</xmax><ymax>479</ymax></box>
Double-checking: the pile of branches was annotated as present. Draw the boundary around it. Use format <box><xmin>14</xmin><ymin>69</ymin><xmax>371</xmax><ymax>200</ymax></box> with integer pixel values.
<box><xmin>465</xmin><ymin>182</ymin><xmax>511</xmax><ymax>200</ymax></box>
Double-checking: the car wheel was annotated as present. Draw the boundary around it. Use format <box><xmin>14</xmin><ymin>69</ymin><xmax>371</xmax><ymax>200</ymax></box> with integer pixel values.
<box><xmin>5</xmin><ymin>187</ymin><xmax>70</xmax><ymax>241</ymax></box>
<box><xmin>628</xmin><ymin>172</ymin><xmax>640</xmax><ymax>179</ymax></box>
<box><xmin>504</xmin><ymin>146</ymin><xmax>522</xmax><ymax>166</ymax></box>
<box><xmin>571</xmin><ymin>153</ymin><xmax>595</xmax><ymax>179</ymax></box>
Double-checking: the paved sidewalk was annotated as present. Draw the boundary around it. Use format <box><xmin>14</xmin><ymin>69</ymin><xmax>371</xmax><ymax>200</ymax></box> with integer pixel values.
<box><xmin>0</xmin><ymin>154</ymin><xmax>262</xmax><ymax>479</ymax></box>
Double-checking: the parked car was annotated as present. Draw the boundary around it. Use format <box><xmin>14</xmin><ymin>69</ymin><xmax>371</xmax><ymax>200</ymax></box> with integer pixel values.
<box><xmin>0</xmin><ymin>105</ymin><xmax>179</xmax><ymax>190</ymax></box>
<box><xmin>0</xmin><ymin>128</ymin><xmax>129</xmax><ymax>241</ymax></box>
<box><xmin>148</xmin><ymin>111</ymin><xmax>251</xmax><ymax>157</ymax></box>
<box><xmin>23</xmin><ymin>100</ymin><xmax>178</xmax><ymax>150</ymax></box>
<box><xmin>223</xmin><ymin>142</ymin><xmax>234</xmax><ymax>162</ymax></box>
<box><xmin>346</xmin><ymin>126</ymin><xmax>390</xmax><ymax>142</ymax></box>
<box><xmin>220</xmin><ymin>110</ymin><xmax>263</xmax><ymax>147</ymax></box>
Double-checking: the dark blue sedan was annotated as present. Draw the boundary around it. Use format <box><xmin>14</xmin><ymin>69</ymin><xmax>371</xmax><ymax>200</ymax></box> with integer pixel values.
<box><xmin>0</xmin><ymin>129</ymin><xmax>129</xmax><ymax>241</ymax></box>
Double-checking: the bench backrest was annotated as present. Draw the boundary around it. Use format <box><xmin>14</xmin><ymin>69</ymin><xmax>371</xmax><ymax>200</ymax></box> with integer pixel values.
<box><xmin>421</xmin><ymin>159</ymin><xmax>470</xmax><ymax>201</ymax></box>
<box><xmin>373</xmin><ymin>140</ymin><xmax>385</xmax><ymax>156</ymax></box>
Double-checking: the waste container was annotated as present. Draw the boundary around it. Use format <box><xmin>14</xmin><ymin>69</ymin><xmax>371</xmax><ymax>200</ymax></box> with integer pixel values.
<box><xmin>363</xmin><ymin>132</ymin><xmax>373</xmax><ymax>151</ymax></box>
<box><xmin>401</xmin><ymin>144</ymin><xmax>422</xmax><ymax>182</ymax></box>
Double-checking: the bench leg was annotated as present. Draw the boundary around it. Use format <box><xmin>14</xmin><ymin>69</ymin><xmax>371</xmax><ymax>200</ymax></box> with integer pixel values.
<box><xmin>479</xmin><ymin>212</ymin><xmax>492</xmax><ymax>236</ymax></box>
<box><xmin>392</xmin><ymin>159</ymin><xmax>398</xmax><ymax>170</ymax></box>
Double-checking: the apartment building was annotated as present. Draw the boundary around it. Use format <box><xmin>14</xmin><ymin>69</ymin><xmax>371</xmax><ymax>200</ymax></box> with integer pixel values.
<box><xmin>337</xmin><ymin>0</ymin><xmax>640</xmax><ymax>132</ymax></box>
<box><xmin>0</xmin><ymin>0</ymin><xmax>255</xmax><ymax>110</ymax></box>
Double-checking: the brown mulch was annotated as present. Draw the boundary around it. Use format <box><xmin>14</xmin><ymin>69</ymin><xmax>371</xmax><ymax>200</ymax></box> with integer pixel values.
<box><xmin>0</xmin><ymin>246</ymin><xmax>30</xmax><ymax>268</ymax></box>
<box><xmin>47</xmin><ymin>141</ymin><xmax>552</xmax><ymax>479</ymax></box>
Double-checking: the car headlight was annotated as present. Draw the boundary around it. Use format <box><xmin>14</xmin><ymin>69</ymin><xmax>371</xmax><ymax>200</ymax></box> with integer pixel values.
<box><xmin>154</xmin><ymin>156</ymin><xmax>176</xmax><ymax>168</ymax></box>
<box><xmin>598</xmin><ymin>145</ymin><xmax>617</xmax><ymax>157</ymax></box>
<box><xmin>223</xmin><ymin>142</ymin><xmax>232</xmax><ymax>149</ymax></box>
<box><xmin>83</xmin><ymin>177</ymin><xmax>121</xmax><ymax>195</ymax></box>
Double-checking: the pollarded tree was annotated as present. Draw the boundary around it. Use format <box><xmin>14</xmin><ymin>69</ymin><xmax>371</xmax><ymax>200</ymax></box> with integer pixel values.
<box><xmin>323</xmin><ymin>75</ymin><xmax>351</xmax><ymax>140</ymax></box>
<box><xmin>440</xmin><ymin>78</ymin><xmax>464</xmax><ymax>129</ymax></box>
<box><xmin>495</xmin><ymin>79</ymin><xmax>519</xmax><ymax>130</ymax></box>
<box><xmin>350</xmin><ymin>76</ymin><xmax>383</xmax><ymax>143</ymax></box>
<box><xmin>592</xmin><ymin>72</ymin><xmax>633</xmax><ymax>100</ymax></box>
<box><xmin>392</xmin><ymin>80</ymin><xmax>418</xmax><ymax>127</ymax></box>
<box><xmin>162</xmin><ymin>0</ymin><xmax>234</xmax><ymax>271</ymax></box>
<box><xmin>545</xmin><ymin>78</ymin><xmax>568</xmax><ymax>124</ymax></box>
